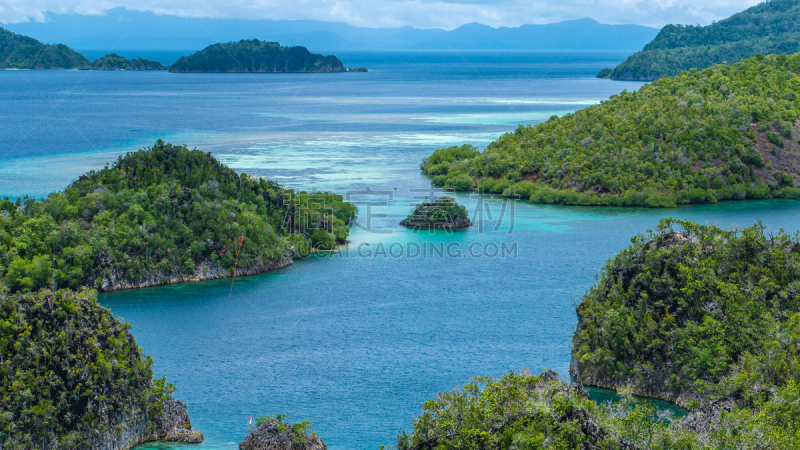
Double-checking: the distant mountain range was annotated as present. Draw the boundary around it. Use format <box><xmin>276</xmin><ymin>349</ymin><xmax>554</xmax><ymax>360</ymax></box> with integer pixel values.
<box><xmin>4</xmin><ymin>8</ymin><xmax>659</xmax><ymax>57</ymax></box>
<box><xmin>606</xmin><ymin>0</ymin><xmax>800</xmax><ymax>80</ymax></box>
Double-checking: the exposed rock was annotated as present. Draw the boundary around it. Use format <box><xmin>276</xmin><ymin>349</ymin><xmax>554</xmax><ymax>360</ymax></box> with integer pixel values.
<box><xmin>98</xmin><ymin>258</ymin><xmax>293</xmax><ymax>292</ymax></box>
<box><xmin>240</xmin><ymin>420</ymin><xmax>325</xmax><ymax>450</ymax></box>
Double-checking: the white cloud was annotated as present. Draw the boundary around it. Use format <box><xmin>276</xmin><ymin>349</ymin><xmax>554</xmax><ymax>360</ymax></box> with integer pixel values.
<box><xmin>0</xmin><ymin>0</ymin><xmax>765</xmax><ymax>28</ymax></box>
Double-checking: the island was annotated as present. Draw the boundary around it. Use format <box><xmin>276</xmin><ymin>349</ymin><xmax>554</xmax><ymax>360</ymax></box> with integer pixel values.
<box><xmin>421</xmin><ymin>53</ymin><xmax>800</xmax><ymax>207</ymax></box>
<box><xmin>0</xmin><ymin>288</ymin><xmax>203</xmax><ymax>448</ymax></box>
<box><xmin>168</xmin><ymin>39</ymin><xmax>353</xmax><ymax>73</ymax></box>
<box><xmin>400</xmin><ymin>196</ymin><xmax>472</xmax><ymax>229</ymax></box>
<box><xmin>0</xmin><ymin>26</ymin><xmax>90</xmax><ymax>69</ymax></box>
<box><xmin>91</xmin><ymin>53</ymin><xmax>166</xmax><ymax>70</ymax></box>
<box><xmin>240</xmin><ymin>415</ymin><xmax>324</xmax><ymax>450</ymax></box>
<box><xmin>0</xmin><ymin>140</ymin><xmax>357</xmax><ymax>293</ymax></box>
<box><xmin>606</xmin><ymin>0</ymin><xmax>800</xmax><ymax>80</ymax></box>
<box><xmin>396</xmin><ymin>219</ymin><xmax>800</xmax><ymax>448</ymax></box>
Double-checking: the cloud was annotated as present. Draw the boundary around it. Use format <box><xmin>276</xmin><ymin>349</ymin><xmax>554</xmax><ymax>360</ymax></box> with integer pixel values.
<box><xmin>0</xmin><ymin>0</ymin><xmax>764</xmax><ymax>29</ymax></box>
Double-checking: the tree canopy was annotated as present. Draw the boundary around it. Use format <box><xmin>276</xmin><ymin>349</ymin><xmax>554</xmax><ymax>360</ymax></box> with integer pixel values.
<box><xmin>608</xmin><ymin>0</ymin><xmax>800</xmax><ymax>80</ymax></box>
<box><xmin>169</xmin><ymin>40</ymin><xmax>345</xmax><ymax>73</ymax></box>
<box><xmin>422</xmin><ymin>53</ymin><xmax>800</xmax><ymax>207</ymax></box>
<box><xmin>0</xmin><ymin>27</ymin><xmax>89</xmax><ymax>69</ymax></box>
<box><xmin>0</xmin><ymin>141</ymin><xmax>357</xmax><ymax>293</ymax></box>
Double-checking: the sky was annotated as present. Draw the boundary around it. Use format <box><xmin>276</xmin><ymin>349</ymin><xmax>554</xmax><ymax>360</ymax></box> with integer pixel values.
<box><xmin>0</xmin><ymin>0</ymin><xmax>764</xmax><ymax>29</ymax></box>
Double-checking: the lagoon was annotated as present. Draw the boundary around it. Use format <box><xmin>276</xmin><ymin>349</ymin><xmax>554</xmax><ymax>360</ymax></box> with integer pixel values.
<box><xmin>2</xmin><ymin>50</ymin><xmax>798</xmax><ymax>449</ymax></box>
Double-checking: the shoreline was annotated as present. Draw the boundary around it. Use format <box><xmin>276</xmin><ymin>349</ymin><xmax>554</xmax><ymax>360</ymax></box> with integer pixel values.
<box><xmin>98</xmin><ymin>258</ymin><xmax>294</xmax><ymax>292</ymax></box>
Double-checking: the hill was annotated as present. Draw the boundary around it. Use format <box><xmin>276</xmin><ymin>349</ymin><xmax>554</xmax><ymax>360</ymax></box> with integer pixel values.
<box><xmin>607</xmin><ymin>0</ymin><xmax>800</xmax><ymax>80</ymax></box>
<box><xmin>397</xmin><ymin>220</ymin><xmax>800</xmax><ymax>449</ymax></box>
<box><xmin>0</xmin><ymin>26</ymin><xmax>89</xmax><ymax>69</ymax></box>
<box><xmin>169</xmin><ymin>40</ymin><xmax>346</xmax><ymax>73</ymax></box>
<box><xmin>0</xmin><ymin>287</ymin><xmax>203</xmax><ymax>448</ymax></box>
<box><xmin>91</xmin><ymin>53</ymin><xmax>166</xmax><ymax>70</ymax></box>
<box><xmin>4</xmin><ymin>8</ymin><xmax>659</xmax><ymax>53</ymax></box>
<box><xmin>421</xmin><ymin>53</ymin><xmax>800</xmax><ymax>208</ymax></box>
<box><xmin>0</xmin><ymin>140</ymin><xmax>356</xmax><ymax>293</ymax></box>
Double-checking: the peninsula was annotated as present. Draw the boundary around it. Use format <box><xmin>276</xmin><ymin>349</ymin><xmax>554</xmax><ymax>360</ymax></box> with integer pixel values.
<box><xmin>0</xmin><ymin>26</ymin><xmax>89</xmax><ymax>69</ymax></box>
<box><xmin>0</xmin><ymin>140</ymin><xmax>357</xmax><ymax>293</ymax></box>
<box><xmin>169</xmin><ymin>39</ymin><xmax>349</xmax><ymax>73</ymax></box>
<box><xmin>606</xmin><ymin>0</ymin><xmax>800</xmax><ymax>81</ymax></box>
<box><xmin>422</xmin><ymin>53</ymin><xmax>800</xmax><ymax>207</ymax></box>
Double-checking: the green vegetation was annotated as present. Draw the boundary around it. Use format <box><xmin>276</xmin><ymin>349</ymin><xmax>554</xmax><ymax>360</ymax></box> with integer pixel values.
<box><xmin>91</xmin><ymin>53</ymin><xmax>166</xmax><ymax>70</ymax></box>
<box><xmin>0</xmin><ymin>287</ymin><xmax>186</xmax><ymax>448</ymax></box>
<box><xmin>422</xmin><ymin>53</ymin><xmax>800</xmax><ymax>207</ymax></box>
<box><xmin>0</xmin><ymin>140</ymin><xmax>356</xmax><ymax>293</ymax></box>
<box><xmin>0</xmin><ymin>27</ymin><xmax>89</xmax><ymax>69</ymax></box>
<box><xmin>573</xmin><ymin>219</ymin><xmax>800</xmax><ymax>408</ymax></box>
<box><xmin>608</xmin><ymin>0</ymin><xmax>800</xmax><ymax>80</ymax></box>
<box><xmin>395</xmin><ymin>369</ymin><xmax>800</xmax><ymax>450</ymax></box>
<box><xmin>596</xmin><ymin>67</ymin><xmax>613</xmax><ymax>78</ymax></box>
<box><xmin>169</xmin><ymin>39</ymin><xmax>346</xmax><ymax>73</ymax></box>
<box><xmin>401</xmin><ymin>196</ymin><xmax>471</xmax><ymax>229</ymax></box>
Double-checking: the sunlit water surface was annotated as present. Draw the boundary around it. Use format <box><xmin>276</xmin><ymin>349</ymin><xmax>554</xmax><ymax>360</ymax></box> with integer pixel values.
<box><xmin>2</xmin><ymin>51</ymin><xmax>798</xmax><ymax>449</ymax></box>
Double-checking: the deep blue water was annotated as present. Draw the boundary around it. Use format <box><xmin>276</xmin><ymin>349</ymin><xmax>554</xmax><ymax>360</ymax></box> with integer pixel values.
<box><xmin>2</xmin><ymin>51</ymin><xmax>799</xmax><ymax>450</ymax></box>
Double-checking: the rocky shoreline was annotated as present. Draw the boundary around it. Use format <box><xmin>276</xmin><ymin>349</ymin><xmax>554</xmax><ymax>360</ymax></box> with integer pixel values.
<box><xmin>99</xmin><ymin>400</ymin><xmax>204</xmax><ymax>450</ymax></box>
<box><xmin>98</xmin><ymin>258</ymin><xmax>294</xmax><ymax>292</ymax></box>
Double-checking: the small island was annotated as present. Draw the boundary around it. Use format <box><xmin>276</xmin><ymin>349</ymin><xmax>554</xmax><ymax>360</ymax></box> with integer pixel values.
<box><xmin>91</xmin><ymin>53</ymin><xmax>167</xmax><ymax>70</ymax></box>
<box><xmin>240</xmin><ymin>415</ymin><xmax>324</xmax><ymax>450</ymax></box>
<box><xmin>169</xmin><ymin>39</ymin><xmax>354</xmax><ymax>73</ymax></box>
<box><xmin>400</xmin><ymin>196</ymin><xmax>472</xmax><ymax>229</ymax></box>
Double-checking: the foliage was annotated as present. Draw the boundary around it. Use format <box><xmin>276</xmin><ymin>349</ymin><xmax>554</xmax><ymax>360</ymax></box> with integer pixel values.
<box><xmin>573</xmin><ymin>219</ymin><xmax>800</xmax><ymax>407</ymax></box>
<box><xmin>0</xmin><ymin>140</ymin><xmax>357</xmax><ymax>293</ymax></box>
<box><xmin>252</xmin><ymin>414</ymin><xmax>314</xmax><ymax>447</ymax></box>
<box><xmin>422</xmin><ymin>53</ymin><xmax>800</xmax><ymax>207</ymax></box>
<box><xmin>609</xmin><ymin>0</ymin><xmax>800</xmax><ymax>80</ymax></box>
<box><xmin>596</xmin><ymin>68</ymin><xmax>613</xmax><ymax>78</ymax></box>
<box><xmin>403</xmin><ymin>197</ymin><xmax>470</xmax><ymax>226</ymax></box>
<box><xmin>396</xmin><ymin>369</ymin><xmax>800</xmax><ymax>450</ymax></box>
<box><xmin>0</xmin><ymin>288</ymin><xmax>172</xmax><ymax>449</ymax></box>
<box><xmin>91</xmin><ymin>53</ymin><xmax>166</xmax><ymax>70</ymax></box>
<box><xmin>169</xmin><ymin>39</ymin><xmax>345</xmax><ymax>73</ymax></box>
<box><xmin>0</xmin><ymin>27</ymin><xmax>90</xmax><ymax>69</ymax></box>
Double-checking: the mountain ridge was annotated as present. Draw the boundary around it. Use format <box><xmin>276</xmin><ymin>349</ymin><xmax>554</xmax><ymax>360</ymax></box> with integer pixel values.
<box><xmin>4</xmin><ymin>8</ymin><xmax>660</xmax><ymax>54</ymax></box>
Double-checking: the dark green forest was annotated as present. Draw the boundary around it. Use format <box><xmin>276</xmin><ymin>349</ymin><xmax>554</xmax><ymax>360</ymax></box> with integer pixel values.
<box><xmin>0</xmin><ymin>27</ymin><xmax>90</xmax><ymax>69</ymax></box>
<box><xmin>398</xmin><ymin>219</ymin><xmax>800</xmax><ymax>449</ymax></box>
<box><xmin>0</xmin><ymin>141</ymin><xmax>356</xmax><ymax>293</ymax></box>
<box><xmin>609</xmin><ymin>0</ymin><xmax>800</xmax><ymax>80</ymax></box>
<box><xmin>422</xmin><ymin>53</ymin><xmax>800</xmax><ymax>207</ymax></box>
<box><xmin>169</xmin><ymin>39</ymin><xmax>346</xmax><ymax>73</ymax></box>
<box><xmin>90</xmin><ymin>53</ymin><xmax>166</xmax><ymax>70</ymax></box>
<box><xmin>0</xmin><ymin>288</ymin><xmax>186</xmax><ymax>449</ymax></box>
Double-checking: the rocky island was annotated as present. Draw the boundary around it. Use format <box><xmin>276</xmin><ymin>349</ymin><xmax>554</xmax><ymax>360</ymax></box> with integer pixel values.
<box><xmin>0</xmin><ymin>26</ymin><xmax>90</xmax><ymax>69</ymax></box>
<box><xmin>240</xmin><ymin>416</ymin><xmax>324</xmax><ymax>450</ymax></box>
<box><xmin>398</xmin><ymin>219</ymin><xmax>800</xmax><ymax>448</ymax></box>
<box><xmin>0</xmin><ymin>140</ymin><xmax>357</xmax><ymax>293</ymax></box>
<box><xmin>0</xmin><ymin>287</ymin><xmax>202</xmax><ymax>448</ymax></box>
<box><xmin>400</xmin><ymin>196</ymin><xmax>472</xmax><ymax>229</ymax></box>
<box><xmin>90</xmin><ymin>53</ymin><xmax>166</xmax><ymax>70</ymax></box>
<box><xmin>169</xmin><ymin>40</ymin><xmax>355</xmax><ymax>73</ymax></box>
<box><xmin>421</xmin><ymin>53</ymin><xmax>800</xmax><ymax>207</ymax></box>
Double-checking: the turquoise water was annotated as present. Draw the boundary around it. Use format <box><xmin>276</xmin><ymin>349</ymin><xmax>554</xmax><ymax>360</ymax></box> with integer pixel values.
<box><xmin>2</xmin><ymin>51</ymin><xmax>799</xmax><ymax>449</ymax></box>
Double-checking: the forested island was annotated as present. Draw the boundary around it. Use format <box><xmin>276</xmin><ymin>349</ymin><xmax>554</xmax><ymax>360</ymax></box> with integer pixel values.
<box><xmin>90</xmin><ymin>53</ymin><xmax>166</xmax><ymax>70</ymax></box>
<box><xmin>422</xmin><ymin>53</ymin><xmax>800</xmax><ymax>207</ymax></box>
<box><xmin>169</xmin><ymin>39</ymin><xmax>349</xmax><ymax>73</ymax></box>
<box><xmin>0</xmin><ymin>140</ymin><xmax>356</xmax><ymax>293</ymax></box>
<box><xmin>607</xmin><ymin>0</ymin><xmax>800</xmax><ymax>81</ymax></box>
<box><xmin>396</xmin><ymin>219</ymin><xmax>800</xmax><ymax>448</ymax></box>
<box><xmin>400</xmin><ymin>197</ymin><xmax>472</xmax><ymax>229</ymax></box>
<box><xmin>0</xmin><ymin>288</ymin><xmax>203</xmax><ymax>448</ymax></box>
<box><xmin>0</xmin><ymin>27</ymin><xmax>90</xmax><ymax>69</ymax></box>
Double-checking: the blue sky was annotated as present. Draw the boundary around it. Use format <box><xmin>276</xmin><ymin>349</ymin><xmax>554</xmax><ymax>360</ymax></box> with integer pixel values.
<box><xmin>0</xmin><ymin>0</ymin><xmax>762</xmax><ymax>29</ymax></box>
